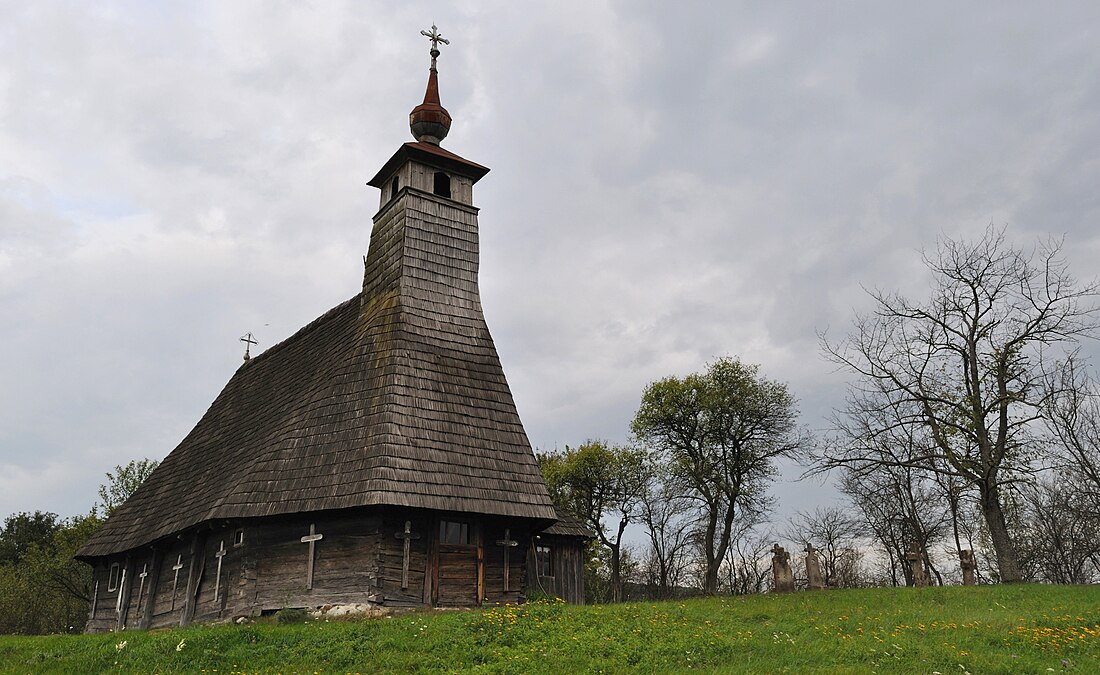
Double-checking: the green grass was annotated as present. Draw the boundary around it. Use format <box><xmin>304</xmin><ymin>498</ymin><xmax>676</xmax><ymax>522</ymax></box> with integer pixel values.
<box><xmin>1</xmin><ymin>584</ymin><xmax>1099</xmax><ymax>673</ymax></box>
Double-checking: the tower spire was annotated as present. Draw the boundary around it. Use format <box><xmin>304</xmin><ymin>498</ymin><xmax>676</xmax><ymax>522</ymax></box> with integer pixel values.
<box><xmin>409</xmin><ymin>25</ymin><xmax>452</xmax><ymax>145</ymax></box>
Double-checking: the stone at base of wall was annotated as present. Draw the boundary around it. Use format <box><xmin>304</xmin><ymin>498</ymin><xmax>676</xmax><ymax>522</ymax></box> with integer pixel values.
<box><xmin>312</xmin><ymin>603</ymin><xmax>391</xmax><ymax>619</ymax></box>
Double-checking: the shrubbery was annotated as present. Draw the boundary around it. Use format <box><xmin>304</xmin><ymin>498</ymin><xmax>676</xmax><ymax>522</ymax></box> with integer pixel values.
<box><xmin>274</xmin><ymin>608</ymin><xmax>309</xmax><ymax>625</ymax></box>
<box><xmin>0</xmin><ymin>511</ymin><xmax>100</xmax><ymax>634</ymax></box>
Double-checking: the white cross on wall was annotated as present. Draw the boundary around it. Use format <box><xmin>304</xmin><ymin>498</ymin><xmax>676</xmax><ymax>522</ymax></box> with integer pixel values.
<box><xmin>170</xmin><ymin>554</ymin><xmax>184</xmax><ymax>610</ymax></box>
<box><xmin>300</xmin><ymin>524</ymin><xmax>324</xmax><ymax>590</ymax></box>
<box><xmin>136</xmin><ymin>563</ymin><xmax>149</xmax><ymax>617</ymax></box>
<box><xmin>213</xmin><ymin>540</ymin><xmax>226</xmax><ymax>603</ymax></box>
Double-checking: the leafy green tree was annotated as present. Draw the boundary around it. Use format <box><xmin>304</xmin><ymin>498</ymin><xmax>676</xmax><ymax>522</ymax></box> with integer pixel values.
<box><xmin>0</xmin><ymin>455</ymin><xmax>158</xmax><ymax>634</ymax></box>
<box><xmin>632</xmin><ymin>357</ymin><xmax>804</xmax><ymax>595</ymax></box>
<box><xmin>43</xmin><ymin>512</ymin><xmax>101</xmax><ymax>603</ymax></box>
<box><xmin>97</xmin><ymin>458</ymin><xmax>159</xmax><ymax>516</ymax></box>
<box><xmin>0</xmin><ymin>511</ymin><xmax>60</xmax><ymax>565</ymax></box>
<box><xmin>539</xmin><ymin>441</ymin><xmax>648</xmax><ymax>602</ymax></box>
<box><xmin>820</xmin><ymin>228</ymin><xmax>1099</xmax><ymax>582</ymax></box>
<box><xmin>0</xmin><ymin>512</ymin><xmax>100</xmax><ymax>634</ymax></box>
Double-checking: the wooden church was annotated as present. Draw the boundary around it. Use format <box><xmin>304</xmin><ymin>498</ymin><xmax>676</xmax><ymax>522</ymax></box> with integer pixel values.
<box><xmin>76</xmin><ymin>29</ymin><xmax>590</xmax><ymax>632</ymax></box>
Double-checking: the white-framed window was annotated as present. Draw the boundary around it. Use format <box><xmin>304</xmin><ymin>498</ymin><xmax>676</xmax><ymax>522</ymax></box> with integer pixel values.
<box><xmin>107</xmin><ymin>562</ymin><xmax>121</xmax><ymax>592</ymax></box>
<box><xmin>234</xmin><ymin>529</ymin><xmax>245</xmax><ymax>547</ymax></box>
<box><xmin>535</xmin><ymin>545</ymin><xmax>554</xmax><ymax>577</ymax></box>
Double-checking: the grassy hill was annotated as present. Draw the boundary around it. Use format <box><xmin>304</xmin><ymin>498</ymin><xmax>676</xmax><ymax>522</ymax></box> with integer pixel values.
<box><xmin>1</xmin><ymin>584</ymin><xmax>1098</xmax><ymax>673</ymax></box>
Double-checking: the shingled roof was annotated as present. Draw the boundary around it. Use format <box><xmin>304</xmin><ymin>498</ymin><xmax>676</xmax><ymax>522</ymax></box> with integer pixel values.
<box><xmin>78</xmin><ymin>170</ymin><xmax>557</xmax><ymax>559</ymax></box>
<box><xmin>539</xmin><ymin>509</ymin><xmax>596</xmax><ymax>539</ymax></box>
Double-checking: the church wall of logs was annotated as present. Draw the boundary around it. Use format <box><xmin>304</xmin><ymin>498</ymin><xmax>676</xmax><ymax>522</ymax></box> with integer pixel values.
<box><xmin>84</xmin><ymin>508</ymin><xmax>537</xmax><ymax>632</ymax></box>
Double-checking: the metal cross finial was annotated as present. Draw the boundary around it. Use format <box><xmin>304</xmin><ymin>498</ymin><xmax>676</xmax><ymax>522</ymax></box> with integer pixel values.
<box><xmin>421</xmin><ymin>24</ymin><xmax>449</xmax><ymax>69</ymax></box>
<box><xmin>421</xmin><ymin>24</ymin><xmax>449</xmax><ymax>52</ymax></box>
<box><xmin>240</xmin><ymin>332</ymin><xmax>258</xmax><ymax>361</ymax></box>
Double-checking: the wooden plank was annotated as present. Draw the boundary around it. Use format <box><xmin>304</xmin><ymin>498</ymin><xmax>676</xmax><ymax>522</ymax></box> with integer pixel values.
<box><xmin>138</xmin><ymin>548</ymin><xmax>163</xmax><ymax>630</ymax></box>
<box><xmin>115</xmin><ymin>556</ymin><xmax>133</xmax><ymax>632</ymax></box>
<box><xmin>476</xmin><ymin>523</ymin><xmax>484</xmax><ymax>606</ymax></box>
<box><xmin>437</xmin><ymin>538</ymin><xmax>478</xmax><ymax>606</ymax></box>
<box><xmin>426</xmin><ymin>517</ymin><xmax>439</xmax><ymax>606</ymax></box>
<box><xmin>180</xmin><ymin>531</ymin><xmax>207</xmax><ymax>627</ymax></box>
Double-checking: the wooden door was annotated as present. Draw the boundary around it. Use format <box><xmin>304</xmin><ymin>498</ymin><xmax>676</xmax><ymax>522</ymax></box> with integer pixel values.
<box><xmin>434</xmin><ymin>520</ymin><xmax>480</xmax><ymax>607</ymax></box>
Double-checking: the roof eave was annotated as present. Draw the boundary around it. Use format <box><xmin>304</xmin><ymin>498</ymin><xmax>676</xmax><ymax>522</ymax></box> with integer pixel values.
<box><xmin>367</xmin><ymin>142</ymin><xmax>490</xmax><ymax>188</ymax></box>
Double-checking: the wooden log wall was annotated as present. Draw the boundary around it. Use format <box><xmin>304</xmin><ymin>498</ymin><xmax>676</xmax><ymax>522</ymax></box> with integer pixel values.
<box><xmin>84</xmin><ymin>509</ymin><xmax>559</xmax><ymax>632</ymax></box>
<box><xmin>190</xmin><ymin>531</ymin><xmax>239</xmax><ymax>624</ymax></box>
<box><xmin>525</xmin><ymin>534</ymin><xmax>587</xmax><ymax>604</ymax></box>
<box><xmin>249</xmin><ymin>514</ymin><xmax>382</xmax><ymax>612</ymax></box>
<box><xmin>377</xmin><ymin>514</ymin><xmax>431</xmax><ymax>607</ymax></box>
<box><xmin>149</xmin><ymin>540</ymin><xmax>194</xmax><ymax>626</ymax></box>
<box><xmin>482</xmin><ymin>530</ymin><xmax>529</xmax><ymax>605</ymax></box>
<box><xmin>85</xmin><ymin>563</ymin><xmax>118</xmax><ymax>633</ymax></box>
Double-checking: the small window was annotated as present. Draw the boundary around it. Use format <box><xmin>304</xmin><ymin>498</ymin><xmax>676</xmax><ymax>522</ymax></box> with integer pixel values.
<box><xmin>107</xmin><ymin>562</ymin><xmax>121</xmax><ymax>592</ymax></box>
<box><xmin>433</xmin><ymin>172</ymin><xmax>451</xmax><ymax>198</ymax></box>
<box><xmin>390</xmin><ymin>175</ymin><xmax>400</xmax><ymax>199</ymax></box>
<box><xmin>536</xmin><ymin>545</ymin><xmax>554</xmax><ymax>577</ymax></box>
<box><xmin>439</xmin><ymin>520</ymin><xmax>469</xmax><ymax>545</ymax></box>
<box><xmin>234</xmin><ymin>529</ymin><xmax>245</xmax><ymax>547</ymax></box>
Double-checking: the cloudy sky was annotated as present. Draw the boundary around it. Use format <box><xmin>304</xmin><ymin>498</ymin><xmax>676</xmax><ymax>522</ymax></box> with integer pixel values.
<box><xmin>2</xmin><ymin>2</ymin><xmax>1100</xmax><ymax>523</ymax></box>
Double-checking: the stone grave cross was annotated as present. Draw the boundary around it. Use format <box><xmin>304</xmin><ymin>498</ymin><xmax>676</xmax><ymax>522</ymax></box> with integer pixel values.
<box><xmin>805</xmin><ymin>543</ymin><xmax>825</xmax><ymax>590</ymax></box>
<box><xmin>300</xmin><ymin>523</ymin><xmax>324</xmax><ymax>590</ymax></box>
<box><xmin>394</xmin><ymin>521</ymin><xmax>421</xmax><ymax>590</ymax></box>
<box><xmin>959</xmin><ymin>548</ymin><xmax>977</xmax><ymax>586</ymax></box>
<box><xmin>771</xmin><ymin>544</ymin><xmax>795</xmax><ymax>593</ymax></box>
<box><xmin>906</xmin><ymin>544</ymin><xmax>929</xmax><ymax>587</ymax></box>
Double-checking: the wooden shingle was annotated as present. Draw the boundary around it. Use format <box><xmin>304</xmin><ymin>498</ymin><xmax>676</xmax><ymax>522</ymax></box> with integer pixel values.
<box><xmin>78</xmin><ymin>174</ymin><xmax>556</xmax><ymax>560</ymax></box>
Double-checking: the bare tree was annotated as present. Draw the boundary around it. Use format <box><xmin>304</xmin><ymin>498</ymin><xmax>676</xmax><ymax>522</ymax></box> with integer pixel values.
<box><xmin>723</xmin><ymin>520</ymin><xmax>773</xmax><ymax>595</ymax></box>
<box><xmin>784</xmin><ymin>506</ymin><xmax>865</xmax><ymax>588</ymax></box>
<box><xmin>836</xmin><ymin>443</ymin><xmax>952</xmax><ymax>587</ymax></box>
<box><xmin>832</xmin><ymin>547</ymin><xmax>867</xmax><ymax>588</ymax></box>
<box><xmin>825</xmin><ymin>401</ymin><xmax>955</xmax><ymax>586</ymax></box>
<box><xmin>639</xmin><ymin>469</ymin><xmax>695</xmax><ymax>599</ymax></box>
<box><xmin>821</xmin><ymin>227</ymin><xmax>1099</xmax><ymax>582</ymax></box>
<box><xmin>1046</xmin><ymin>359</ymin><xmax>1100</xmax><ymax>509</ymax></box>
<box><xmin>1015</xmin><ymin>475</ymin><xmax>1100</xmax><ymax>584</ymax></box>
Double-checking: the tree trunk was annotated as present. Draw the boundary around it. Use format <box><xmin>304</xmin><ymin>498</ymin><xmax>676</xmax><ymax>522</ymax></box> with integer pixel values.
<box><xmin>610</xmin><ymin>545</ymin><xmax>622</xmax><ymax>602</ymax></box>
<box><xmin>703</xmin><ymin>563</ymin><xmax>719</xmax><ymax>595</ymax></box>
<box><xmin>704</xmin><ymin>496</ymin><xmax>739</xmax><ymax>595</ymax></box>
<box><xmin>979</xmin><ymin>482</ymin><xmax>1023</xmax><ymax>582</ymax></box>
<box><xmin>702</xmin><ymin>502</ymin><xmax>721</xmax><ymax>595</ymax></box>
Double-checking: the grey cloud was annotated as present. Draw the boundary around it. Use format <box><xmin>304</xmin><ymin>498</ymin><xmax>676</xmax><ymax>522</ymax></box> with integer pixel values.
<box><xmin>3</xmin><ymin>1</ymin><xmax>1100</xmax><ymax>522</ymax></box>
